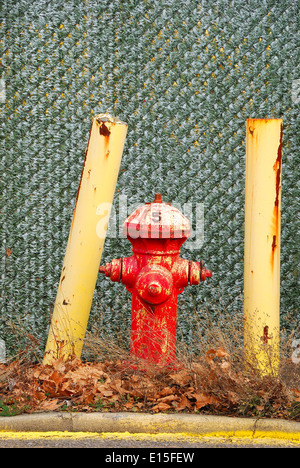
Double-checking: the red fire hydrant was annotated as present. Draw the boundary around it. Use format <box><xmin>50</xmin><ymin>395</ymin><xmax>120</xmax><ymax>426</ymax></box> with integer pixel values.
<box><xmin>99</xmin><ymin>193</ymin><xmax>212</xmax><ymax>365</ymax></box>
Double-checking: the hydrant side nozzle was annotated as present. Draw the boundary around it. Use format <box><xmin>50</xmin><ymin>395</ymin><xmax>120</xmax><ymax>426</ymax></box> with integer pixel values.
<box><xmin>201</xmin><ymin>268</ymin><xmax>212</xmax><ymax>281</ymax></box>
<box><xmin>189</xmin><ymin>261</ymin><xmax>212</xmax><ymax>284</ymax></box>
<box><xmin>189</xmin><ymin>260</ymin><xmax>200</xmax><ymax>285</ymax></box>
<box><xmin>99</xmin><ymin>258</ymin><xmax>122</xmax><ymax>282</ymax></box>
<box><xmin>99</xmin><ymin>263</ymin><xmax>111</xmax><ymax>277</ymax></box>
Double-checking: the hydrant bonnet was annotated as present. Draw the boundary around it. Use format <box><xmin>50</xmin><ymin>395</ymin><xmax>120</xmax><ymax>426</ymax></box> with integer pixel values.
<box><xmin>123</xmin><ymin>193</ymin><xmax>191</xmax><ymax>239</ymax></box>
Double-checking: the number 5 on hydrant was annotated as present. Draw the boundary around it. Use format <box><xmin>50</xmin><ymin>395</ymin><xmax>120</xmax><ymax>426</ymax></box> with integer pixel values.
<box><xmin>99</xmin><ymin>193</ymin><xmax>212</xmax><ymax>365</ymax></box>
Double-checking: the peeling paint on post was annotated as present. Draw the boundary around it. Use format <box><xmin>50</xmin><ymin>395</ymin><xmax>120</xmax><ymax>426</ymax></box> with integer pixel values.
<box><xmin>244</xmin><ymin>119</ymin><xmax>283</xmax><ymax>376</ymax></box>
<box><xmin>43</xmin><ymin>114</ymin><xmax>127</xmax><ymax>365</ymax></box>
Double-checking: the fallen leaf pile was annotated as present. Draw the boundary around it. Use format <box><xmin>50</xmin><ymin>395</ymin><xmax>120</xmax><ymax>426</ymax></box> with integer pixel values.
<box><xmin>0</xmin><ymin>347</ymin><xmax>299</xmax><ymax>420</ymax></box>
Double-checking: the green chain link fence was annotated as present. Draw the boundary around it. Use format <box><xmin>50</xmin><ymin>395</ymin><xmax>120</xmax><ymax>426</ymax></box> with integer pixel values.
<box><xmin>0</xmin><ymin>0</ymin><xmax>299</xmax><ymax>357</ymax></box>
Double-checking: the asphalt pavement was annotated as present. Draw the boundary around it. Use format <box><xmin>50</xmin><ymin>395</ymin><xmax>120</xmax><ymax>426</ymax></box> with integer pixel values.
<box><xmin>0</xmin><ymin>432</ymin><xmax>299</xmax><ymax>448</ymax></box>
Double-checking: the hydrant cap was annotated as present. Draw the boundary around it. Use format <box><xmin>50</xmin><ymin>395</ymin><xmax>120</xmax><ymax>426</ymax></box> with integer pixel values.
<box><xmin>123</xmin><ymin>193</ymin><xmax>191</xmax><ymax>239</ymax></box>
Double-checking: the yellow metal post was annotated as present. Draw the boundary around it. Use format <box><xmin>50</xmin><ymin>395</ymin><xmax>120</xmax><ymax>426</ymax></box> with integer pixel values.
<box><xmin>43</xmin><ymin>114</ymin><xmax>127</xmax><ymax>364</ymax></box>
<box><xmin>244</xmin><ymin>118</ymin><xmax>283</xmax><ymax>376</ymax></box>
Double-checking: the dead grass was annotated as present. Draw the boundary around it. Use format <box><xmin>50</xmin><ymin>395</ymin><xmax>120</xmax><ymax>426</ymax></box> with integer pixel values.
<box><xmin>0</xmin><ymin>310</ymin><xmax>299</xmax><ymax>420</ymax></box>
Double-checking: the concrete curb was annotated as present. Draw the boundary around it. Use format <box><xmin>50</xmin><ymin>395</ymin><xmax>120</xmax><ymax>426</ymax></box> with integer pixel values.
<box><xmin>0</xmin><ymin>412</ymin><xmax>299</xmax><ymax>438</ymax></box>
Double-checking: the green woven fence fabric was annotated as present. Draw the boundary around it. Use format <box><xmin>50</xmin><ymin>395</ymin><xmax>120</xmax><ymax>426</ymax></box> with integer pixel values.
<box><xmin>0</xmin><ymin>0</ymin><xmax>299</xmax><ymax>355</ymax></box>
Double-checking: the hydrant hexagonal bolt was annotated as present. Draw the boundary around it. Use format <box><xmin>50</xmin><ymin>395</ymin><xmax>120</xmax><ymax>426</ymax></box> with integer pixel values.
<box><xmin>147</xmin><ymin>281</ymin><xmax>162</xmax><ymax>296</ymax></box>
<box><xmin>99</xmin><ymin>193</ymin><xmax>212</xmax><ymax>365</ymax></box>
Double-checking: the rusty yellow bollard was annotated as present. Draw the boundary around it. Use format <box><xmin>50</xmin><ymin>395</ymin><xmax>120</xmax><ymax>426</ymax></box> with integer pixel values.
<box><xmin>244</xmin><ymin>118</ymin><xmax>283</xmax><ymax>376</ymax></box>
<box><xmin>43</xmin><ymin>114</ymin><xmax>127</xmax><ymax>364</ymax></box>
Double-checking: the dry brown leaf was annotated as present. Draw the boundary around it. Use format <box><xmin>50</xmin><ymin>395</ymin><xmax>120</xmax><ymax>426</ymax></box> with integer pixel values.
<box><xmin>32</xmin><ymin>389</ymin><xmax>47</xmax><ymax>401</ymax></box>
<box><xmin>51</xmin><ymin>358</ymin><xmax>67</xmax><ymax>373</ymax></box>
<box><xmin>152</xmin><ymin>402</ymin><xmax>171</xmax><ymax>412</ymax></box>
<box><xmin>110</xmin><ymin>394</ymin><xmax>121</xmax><ymax>402</ymax></box>
<box><xmin>291</xmin><ymin>389</ymin><xmax>300</xmax><ymax>402</ymax></box>
<box><xmin>65</xmin><ymin>366</ymin><xmax>108</xmax><ymax>385</ymax></box>
<box><xmin>98</xmin><ymin>386</ymin><xmax>114</xmax><ymax>397</ymax></box>
<box><xmin>60</xmin><ymin>380</ymin><xmax>80</xmax><ymax>396</ymax></box>
<box><xmin>38</xmin><ymin>399</ymin><xmax>62</xmax><ymax>411</ymax></box>
<box><xmin>206</xmin><ymin>347</ymin><xmax>229</xmax><ymax>361</ymax></box>
<box><xmin>50</xmin><ymin>370</ymin><xmax>64</xmax><ymax>386</ymax></box>
<box><xmin>110</xmin><ymin>379</ymin><xmax>127</xmax><ymax>395</ymax></box>
<box><xmin>169</xmin><ymin>370</ymin><xmax>191</xmax><ymax>386</ymax></box>
<box><xmin>157</xmin><ymin>394</ymin><xmax>177</xmax><ymax>404</ymax></box>
<box><xmin>33</xmin><ymin>365</ymin><xmax>55</xmax><ymax>381</ymax></box>
<box><xmin>124</xmin><ymin>401</ymin><xmax>134</xmax><ymax>409</ymax></box>
<box><xmin>158</xmin><ymin>386</ymin><xmax>174</xmax><ymax>397</ymax></box>
<box><xmin>192</xmin><ymin>393</ymin><xmax>216</xmax><ymax>409</ymax></box>
<box><xmin>175</xmin><ymin>395</ymin><xmax>191</xmax><ymax>411</ymax></box>
<box><xmin>135</xmin><ymin>402</ymin><xmax>144</xmax><ymax>409</ymax></box>
<box><xmin>129</xmin><ymin>388</ymin><xmax>144</xmax><ymax>399</ymax></box>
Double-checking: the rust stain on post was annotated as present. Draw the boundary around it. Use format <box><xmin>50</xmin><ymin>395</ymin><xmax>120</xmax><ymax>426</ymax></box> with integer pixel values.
<box><xmin>270</xmin><ymin>123</ymin><xmax>283</xmax><ymax>269</ymax></box>
<box><xmin>97</xmin><ymin>118</ymin><xmax>111</xmax><ymax>158</ymax></box>
<box><xmin>271</xmin><ymin>234</ymin><xmax>277</xmax><ymax>252</ymax></box>
<box><xmin>99</xmin><ymin>121</ymin><xmax>111</xmax><ymax>138</ymax></box>
<box><xmin>274</xmin><ymin>123</ymin><xmax>283</xmax><ymax>210</ymax></box>
<box><xmin>261</xmin><ymin>325</ymin><xmax>271</xmax><ymax>345</ymax></box>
